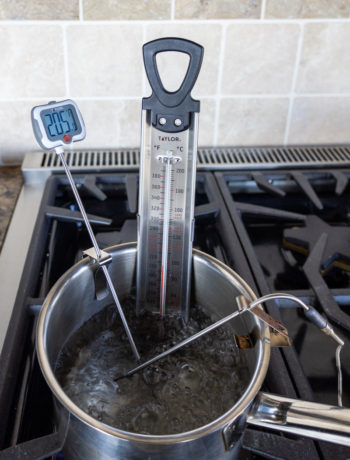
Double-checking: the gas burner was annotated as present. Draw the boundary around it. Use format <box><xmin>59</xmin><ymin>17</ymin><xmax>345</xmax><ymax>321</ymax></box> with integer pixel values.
<box><xmin>302</xmin><ymin>232</ymin><xmax>350</xmax><ymax>331</ymax></box>
<box><xmin>283</xmin><ymin>215</ymin><xmax>350</xmax><ymax>273</ymax></box>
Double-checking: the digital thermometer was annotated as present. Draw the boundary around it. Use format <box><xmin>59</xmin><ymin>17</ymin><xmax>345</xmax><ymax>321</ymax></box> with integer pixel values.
<box><xmin>31</xmin><ymin>99</ymin><xmax>86</xmax><ymax>150</ymax></box>
<box><xmin>31</xmin><ymin>100</ymin><xmax>140</xmax><ymax>361</ymax></box>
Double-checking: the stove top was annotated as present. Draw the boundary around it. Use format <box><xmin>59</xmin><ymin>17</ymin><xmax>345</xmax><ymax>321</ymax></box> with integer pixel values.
<box><xmin>1</xmin><ymin>147</ymin><xmax>350</xmax><ymax>459</ymax></box>
<box><xmin>216</xmin><ymin>169</ymin><xmax>350</xmax><ymax>407</ymax></box>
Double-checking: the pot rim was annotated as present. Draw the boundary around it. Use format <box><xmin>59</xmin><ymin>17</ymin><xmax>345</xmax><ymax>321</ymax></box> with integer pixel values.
<box><xmin>36</xmin><ymin>242</ymin><xmax>271</xmax><ymax>444</ymax></box>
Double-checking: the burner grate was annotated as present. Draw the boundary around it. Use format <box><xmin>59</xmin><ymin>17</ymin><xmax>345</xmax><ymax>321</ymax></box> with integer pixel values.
<box><xmin>22</xmin><ymin>145</ymin><xmax>350</xmax><ymax>183</ymax></box>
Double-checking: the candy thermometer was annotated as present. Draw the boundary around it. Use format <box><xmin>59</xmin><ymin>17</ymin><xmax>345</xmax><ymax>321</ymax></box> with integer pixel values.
<box><xmin>136</xmin><ymin>38</ymin><xmax>204</xmax><ymax>321</ymax></box>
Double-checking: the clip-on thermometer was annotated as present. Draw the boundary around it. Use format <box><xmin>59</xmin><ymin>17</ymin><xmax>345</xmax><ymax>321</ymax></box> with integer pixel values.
<box><xmin>137</xmin><ymin>38</ymin><xmax>203</xmax><ymax>321</ymax></box>
<box><xmin>31</xmin><ymin>100</ymin><xmax>140</xmax><ymax>361</ymax></box>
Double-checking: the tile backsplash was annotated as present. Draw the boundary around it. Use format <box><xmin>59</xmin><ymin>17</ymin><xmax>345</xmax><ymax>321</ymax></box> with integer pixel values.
<box><xmin>1</xmin><ymin>0</ymin><xmax>350</xmax><ymax>164</ymax></box>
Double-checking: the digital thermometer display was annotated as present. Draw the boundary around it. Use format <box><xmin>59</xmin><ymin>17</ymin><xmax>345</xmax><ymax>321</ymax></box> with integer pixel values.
<box><xmin>42</xmin><ymin>107</ymin><xmax>77</xmax><ymax>138</ymax></box>
<box><xmin>31</xmin><ymin>100</ymin><xmax>85</xmax><ymax>149</ymax></box>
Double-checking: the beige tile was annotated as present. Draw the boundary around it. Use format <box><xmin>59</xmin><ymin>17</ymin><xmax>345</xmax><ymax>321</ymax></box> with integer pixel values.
<box><xmin>217</xmin><ymin>98</ymin><xmax>289</xmax><ymax>145</ymax></box>
<box><xmin>0</xmin><ymin>26</ymin><xmax>65</xmax><ymax>98</ymax></box>
<box><xmin>78</xmin><ymin>98</ymin><xmax>212</xmax><ymax>149</ymax></box>
<box><xmin>145</xmin><ymin>24</ymin><xmax>222</xmax><ymax>97</ymax></box>
<box><xmin>77</xmin><ymin>99</ymin><xmax>141</xmax><ymax>149</ymax></box>
<box><xmin>288</xmin><ymin>97</ymin><xmax>350</xmax><ymax>144</ymax></box>
<box><xmin>266</xmin><ymin>0</ymin><xmax>350</xmax><ymax>19</ymax></box>
<box><xmin>297</xmin><ymin>23</ymin><xmax>350</xmax><ymax>93</ymax></box>
<box><xmin>0</xmin><ymin>0</ymin><xmax>79</xmax><ymax>20</ymax></box>
<box><xmin>0</xmin><ymin>101</ymin><xmax>42</xmax><ymax>164</ymax></box>
<box><xmin>84</xmin><ymin>0</ymin><xmax>171</xmax><ymax>20</ymax></box>
<box><xmin>197</xmin><ymin>98</ymin><xmax>216</xmax><ymax>146</ymax></box>
<box><xmin>222</xmin><ymin>24</ymin><xmax>299</xmax><ymax>95</ymax></box>
<box><xmin>175</xmin><ymin>0</ymin><xmax>261</xmax><ymax>19</ymax></box>
<box><xmin>67</xmin><ymin>25</ymin><xmax>143</xmax><ymax>97</ymax></box>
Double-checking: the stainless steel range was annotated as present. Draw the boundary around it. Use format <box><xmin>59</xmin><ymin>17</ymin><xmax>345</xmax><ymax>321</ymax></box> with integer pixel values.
<box><xmin>1</xmin><ymin>145</ymin><xmax>350</xmax><ymax>459</ymax></box>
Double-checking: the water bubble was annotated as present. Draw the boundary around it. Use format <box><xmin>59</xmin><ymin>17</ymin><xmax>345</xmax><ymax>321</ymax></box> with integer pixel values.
<box><xmin>55</xmin><ymin>299</ymin><xmax>249</xmax><ymax>435</ymax></box>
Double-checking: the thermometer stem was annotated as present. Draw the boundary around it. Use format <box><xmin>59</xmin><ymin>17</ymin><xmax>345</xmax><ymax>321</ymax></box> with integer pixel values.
<box><xmin>160</xmin><ymin>152</ymin><xmax>173</xmax><ymax>316</ymax></box>
<box><xmin>56</xmin><ymin>147</ymin><xmax>140</xmax><ymax>362</ymax></box>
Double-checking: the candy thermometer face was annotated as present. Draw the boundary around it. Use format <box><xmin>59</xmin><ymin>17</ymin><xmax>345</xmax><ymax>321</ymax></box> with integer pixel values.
<box><xmin>31</xmin><ymin>99</ymin><xmax>86</xmax><ymax>150</ymax></box>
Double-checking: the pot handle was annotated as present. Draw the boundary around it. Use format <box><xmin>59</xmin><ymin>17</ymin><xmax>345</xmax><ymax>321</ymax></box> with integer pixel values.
<box><xmin>247</xmin><ymin>392</ymin><xmax>350</xmax><ymax>447</ymax></box>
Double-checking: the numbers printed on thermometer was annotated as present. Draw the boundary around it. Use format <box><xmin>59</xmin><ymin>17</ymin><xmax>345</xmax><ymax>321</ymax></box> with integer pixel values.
<box><xmin>44</xmin><ymin>109</ymin><xmax>77</xmax><ymax>137</ymax></box>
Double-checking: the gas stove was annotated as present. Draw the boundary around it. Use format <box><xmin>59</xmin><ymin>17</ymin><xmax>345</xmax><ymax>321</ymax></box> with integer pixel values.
<box><xmin>1</xmin><ymin>145</ymin><xmax>350</xmax><ymax>459</ymax></box>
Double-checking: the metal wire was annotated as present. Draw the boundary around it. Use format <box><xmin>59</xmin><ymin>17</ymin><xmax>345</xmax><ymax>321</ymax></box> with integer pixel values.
<box><xmin>256</xmin><ymin>292</ymin><xmax>309</xmax><ymax>312</ymax></box>
<box><xmin>336</xmin><ymin>345</ymin><xmax>343</xmax><ymax>407</ymax></box>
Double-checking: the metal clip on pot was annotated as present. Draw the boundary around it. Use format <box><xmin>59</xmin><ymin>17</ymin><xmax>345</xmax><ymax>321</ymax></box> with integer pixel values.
<box><xmin>82</xmin><ymin>247</ymin><xmax>113</xmax><ymax>301</ymax></box>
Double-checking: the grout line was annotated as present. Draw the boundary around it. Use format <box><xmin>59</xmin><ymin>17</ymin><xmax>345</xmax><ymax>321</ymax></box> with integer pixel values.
<box><xmin>79</xmin><ymin>0</ymin><xmax>83</xmax><ymax>21</ymax></box>
<box><xmin>216</xmin><ymin>93</ymin><xmax>350</xmax><ymax>98</ymax></box>
<box><xmin>62</xmin><ymin>25</ymin><xmax>70</xmax><ymax>97</ymax></box>
<box><xmin>71</xmin><ymin>96</ymin><xmax>143</xmax><ymax>101</ymax></box>
<box><xmin>171</xmin><ymin>0</ymin><xmax>175</xmax><ymax>20</ymax></box>
<box><xmin>0</xmin><ymin>96</ymin><xmax>144</xmax><ymax>102</ymax></box>
<box><xmin>142</xmin><ymin>24</ymin><xmax>147</xmax><ymax>94</ymax></box>
<box><xmin>213</xmin><ymin>24</ymin><xmax>227</xmax><ymax>146</ymax></box>
<box><xmin>286</xmin><ymin>92</ymin><xmax>350</xmax><ymax>97</ymax></box>
<box><xmin>2</xmin><ymin>18</ymin><xmax>350</xmax><ymax>26</ymax></box>
<box><xmin>3</xmin><ymin>93</ymin><xmax>350</xmax><ymax>103</ymax></box>
<box><xmin>212</xmin><ymin>98</ymin><xmax>221</xmax><ymax>147</ymax></box>
<box><xmin>260</xmin><ymin>0</ymin><xmax>267</xmax><ymax>20</ymax></box>
<box><xmin>216</xmin><ymin>94</ymin><xmax>289</xmax><ymax>99</ymax></box>
<box><xmin>283</xmin><ymin>23</ymin><xmax>304</xmax><ymax>145</ymax></box>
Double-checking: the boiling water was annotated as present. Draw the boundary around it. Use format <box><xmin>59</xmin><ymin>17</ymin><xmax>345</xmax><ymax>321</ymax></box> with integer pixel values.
<box><xmin>55</xmin><ymin>297</ymin><xmax>250</xmax><ymax>435</ymax></box>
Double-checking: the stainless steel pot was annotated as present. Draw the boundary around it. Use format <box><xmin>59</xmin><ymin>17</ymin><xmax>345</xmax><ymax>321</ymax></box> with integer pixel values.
<box><xmin>36</xmin><ymin>243</ymin><xmax>350</xmax><ymax>460</ymax></box>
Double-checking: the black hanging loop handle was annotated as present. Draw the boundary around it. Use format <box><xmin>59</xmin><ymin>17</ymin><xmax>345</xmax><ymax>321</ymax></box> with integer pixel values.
<box><xmin>143</xmin><ymin>37</ymin><xmax>203</xmax><ymax>108</ymax></box>
<box><xmin>142</xmin><ymin>37</ymin><xmax>204</xmax><ymax>132</ymax></box>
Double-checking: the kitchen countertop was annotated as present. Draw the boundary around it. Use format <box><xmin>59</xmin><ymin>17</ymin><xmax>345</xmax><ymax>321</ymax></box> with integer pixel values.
<box><xmin>0</xmin><ymin>166</ymin><xmax>23</xmax><ymax>253</ymax></box>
